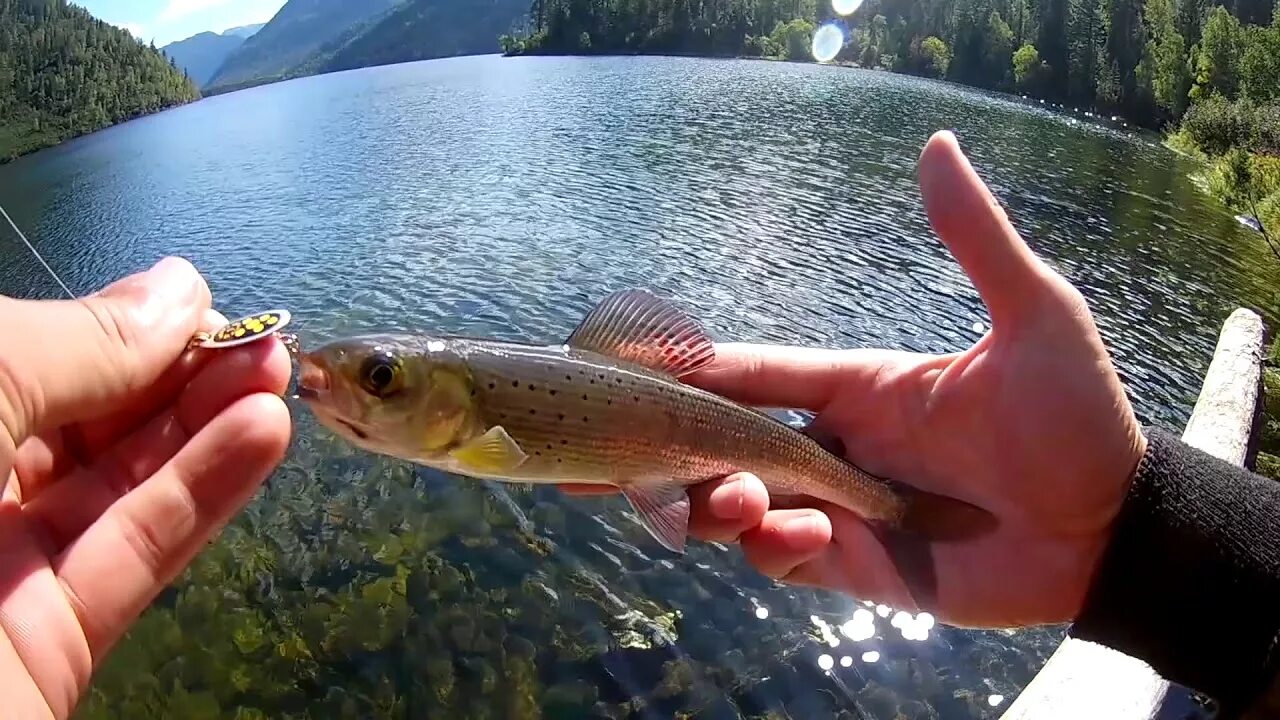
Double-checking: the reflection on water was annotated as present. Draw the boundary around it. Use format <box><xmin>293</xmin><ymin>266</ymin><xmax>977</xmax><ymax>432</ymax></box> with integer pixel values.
<box><xmin>0</xmin><ymin>54</ymin><xmax>1270</xmax><ymax>718</ymax></box>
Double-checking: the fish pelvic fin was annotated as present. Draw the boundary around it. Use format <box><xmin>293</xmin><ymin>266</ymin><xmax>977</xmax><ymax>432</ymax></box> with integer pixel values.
<box><xmin>892</xmin><ymin>482</ymin><xmax>998</xmax><ymax>542</ymax></box>
<box><xmin>566</xmin><ymin>289</ymin><xmax>716</xmax><ymax>378</ymax></box>
<box><xmin>449</xmin><ymin>426</ymin><xmax>529</xmax><ymax>473</ymax></box>
<box><xmin>621</xmin><ymin>480</ymin><xmax>691</xmax><ymax>554</ymax></box>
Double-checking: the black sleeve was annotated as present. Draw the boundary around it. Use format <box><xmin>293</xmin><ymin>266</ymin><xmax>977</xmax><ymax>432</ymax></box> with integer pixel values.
<box><xmin>1070</xmin><ymin>426</ymin><xmax>1280</xmax><ymax>716</ymax></box>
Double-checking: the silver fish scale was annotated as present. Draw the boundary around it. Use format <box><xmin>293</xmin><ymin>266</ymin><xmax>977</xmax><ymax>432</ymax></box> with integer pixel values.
<box><xmin>452</xmin><ymin>340</ymin><xmax>904</xmax><ymax>522</ymax></box>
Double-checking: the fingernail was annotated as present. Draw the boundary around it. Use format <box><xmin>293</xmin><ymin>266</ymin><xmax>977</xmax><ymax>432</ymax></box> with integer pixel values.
<box><xmin>135</xmin><ymin>257</ymin><xmax>200</xmax><ymax>325</ymax></box>
<box><xmin>783</xmin><ymin>515</ymin><xmax>816</xmax><ymax>536</ymax></box>
<box><xmin>710</xmin><ymin>477</ymin><xmax>746</xmax><ymax>520</ymax></box>
<box><xmin>782</xmin><ymin>514</ymin><xmax>823</xmax><ymax>549</ymax></box>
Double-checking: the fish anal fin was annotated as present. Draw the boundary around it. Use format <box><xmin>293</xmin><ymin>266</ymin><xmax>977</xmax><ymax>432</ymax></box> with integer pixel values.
<box><xmin>449</xmin><ymin>426</ymin><xmax>528</xmax><ymax>473</ymax></box>
<box><xmin>620</xmin><ymin>480</ymin><xmax>691</xmax><ymax>553</ymax></box>
<box><xmin>566</xmin><ymin>289</ymin><xmax>715</xmax><ymax>378</ymax></box>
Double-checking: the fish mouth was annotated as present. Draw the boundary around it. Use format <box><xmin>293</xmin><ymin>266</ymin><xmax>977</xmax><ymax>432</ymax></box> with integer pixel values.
<box><xmin>296</xmin><ymin>354</ymin><xmax>330</xmax><ymax>401</ymax></box>
<box><xmin>338</xmin><ymin>419</ymin><xmax>369</xmax><ymax>440</ymax></box>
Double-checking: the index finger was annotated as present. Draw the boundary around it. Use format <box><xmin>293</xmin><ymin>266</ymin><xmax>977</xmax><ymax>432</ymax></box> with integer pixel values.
<box><xmin>685</xmin><ymin>342</ymin><xmax>916</xmax><ymax>412</ymax></box>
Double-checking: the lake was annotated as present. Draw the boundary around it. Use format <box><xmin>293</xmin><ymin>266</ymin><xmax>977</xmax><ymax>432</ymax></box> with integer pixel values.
<box><xmin>1</xmin><ymin>53</ymin><xmax>1273</xmax><ymax>719</ymax></box>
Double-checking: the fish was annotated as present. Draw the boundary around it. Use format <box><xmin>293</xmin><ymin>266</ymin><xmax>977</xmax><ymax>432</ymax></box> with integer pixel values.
<box><xmin>294</xmin><ymin>289</ymin><xmax>992</xmax><ymax>556</ymax></box>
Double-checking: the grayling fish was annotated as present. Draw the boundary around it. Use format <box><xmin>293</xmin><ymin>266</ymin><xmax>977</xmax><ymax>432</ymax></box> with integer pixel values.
<box><xmin>295</xmin><ymin>289</ymin><xmax>989</xmax><ymax>553</ymax></box>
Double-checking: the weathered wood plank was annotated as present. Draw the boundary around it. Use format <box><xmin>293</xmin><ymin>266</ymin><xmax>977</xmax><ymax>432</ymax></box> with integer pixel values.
<box><xmin>1000</xmin><ymin>307</ymin><xmax>1265</xmax><ymax>720</ymax></box>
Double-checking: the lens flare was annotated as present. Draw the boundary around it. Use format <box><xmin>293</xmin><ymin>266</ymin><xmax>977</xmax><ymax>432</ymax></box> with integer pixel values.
<box><xmin>833</xmin><ymin>0</ymin><xmax>863</xmax><ymax>14</ymax></box>
<box><xmin>811</xmin><ymin>23</ymin><xmax>844</xmax><ymax>63</ymax></box>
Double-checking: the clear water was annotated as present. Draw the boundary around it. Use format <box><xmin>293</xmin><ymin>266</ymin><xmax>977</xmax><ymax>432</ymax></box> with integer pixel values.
<box><xmin>0</xmin><ymin>54</ymin><xmax>1271</xmax><ymax>719</ymax></box>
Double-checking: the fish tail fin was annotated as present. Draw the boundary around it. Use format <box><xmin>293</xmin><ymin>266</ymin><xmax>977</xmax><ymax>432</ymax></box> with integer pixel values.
<box><xmin>892</xmin><ymin>482</ymin><xmax>998</xmax><ymax>542</ymax></box>
<box><xmin>871</xmin><ymin>486</ymin><xmax>996</xmax><ymax>613</ymax></box>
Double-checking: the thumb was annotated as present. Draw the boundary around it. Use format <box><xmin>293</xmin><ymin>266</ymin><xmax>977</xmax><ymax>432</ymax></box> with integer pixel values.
<box><xmin>918</xmin><ymin>130</ymin><xmax>1053</xmax><ymax>330</ymax></box>
<box><xmin>0</xmin><ymin>257</ymin><xmax>211</xmax><ymax>463</ymax></box>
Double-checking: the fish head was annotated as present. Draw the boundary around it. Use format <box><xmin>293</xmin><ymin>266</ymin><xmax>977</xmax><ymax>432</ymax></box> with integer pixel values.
<box><xmin>297</xmin><ymin>334</ymin><xmax>476</xmax><ymax>460</ymax></box>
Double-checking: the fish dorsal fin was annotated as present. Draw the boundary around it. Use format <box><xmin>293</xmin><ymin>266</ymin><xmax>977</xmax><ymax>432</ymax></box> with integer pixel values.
<box><xmin>566</xmin><ymin>289</ymin><xmax>715</xmax><ymax>378</ymax></box>
<box><xmin>621</xmin><ymin>481</ymin><xmax>691</xmax><ymax>554</ymax></box>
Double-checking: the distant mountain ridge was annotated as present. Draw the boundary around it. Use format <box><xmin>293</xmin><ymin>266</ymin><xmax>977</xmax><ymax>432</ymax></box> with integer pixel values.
<box><xmin>321</xmin><ymin>0</ymin><xmax>529</xmax><ymax>73</ymax></box>
<box><xmin>199</xmin><ymin>0</ymin><xmax>529</xmax><ymax>94</ymax></box>
<box><xmin>206</xmin><ymin>0</ymin><xmax>402</xmax><ymax>91</ymax></box>
<box><xmin>161</xmin><ymin>32</ymin><xmax>245</xmax><ymax>87</ymax></box>
<box><xmin>222</xmin><ymin>23</ymin><xmax>265</xmax><ymax>39</ymax></box>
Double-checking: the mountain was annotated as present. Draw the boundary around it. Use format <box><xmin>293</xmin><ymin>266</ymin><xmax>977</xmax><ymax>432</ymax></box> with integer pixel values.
<box><xmin>322</xmin><ymin>0</ymin><xmax>529</xmax><ymax>73</ymax></box>
<box><xmin>0</xmin><ymin>0</ymin><xmax>199</xmax><ymax>161</ymax></box>
<box><xmin>206</xmin><ymin>0</ymin><xmax>401</xmax><ymax>92</ymax></box>
<box><xmin>222</xmin><ymin>23</ymin><xmax>265</xmax><ymax>39</ymax></box>
<box><xmin>160</xmin><ymin>31</ymin><xmax>246</xmax><ymax>87</ymax></box>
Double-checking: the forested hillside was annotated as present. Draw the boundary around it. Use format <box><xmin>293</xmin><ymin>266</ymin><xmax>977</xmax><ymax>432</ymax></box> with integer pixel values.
<box><xmin>323</xmin><ymin>0</ymin><xmax>529</xmax><ymax>72</ymax></box>
<box><xmin>206</xmin><ymin>0</ymin><xmax>401</xmax><ymax>92</ymax></box>
<box><xmin>0</xmin><ymin>0</ymin><xmax>200</xmax><ymax>161</ymax></box>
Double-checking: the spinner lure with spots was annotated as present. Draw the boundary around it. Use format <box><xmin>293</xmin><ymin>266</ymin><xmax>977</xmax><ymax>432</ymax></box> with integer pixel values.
<box><xmin>190</xmin><ymin>310</ymin><xmax>298</xmax><ymax>352</ymax></box>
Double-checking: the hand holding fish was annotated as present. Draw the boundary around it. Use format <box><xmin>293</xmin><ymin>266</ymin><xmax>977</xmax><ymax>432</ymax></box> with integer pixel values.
<box><xmin>567</xmin><ymin>131</ymin><xmax>1148</xmax><ymax>629</ymax></box>
<box><xmin>0</xmin><ymin>258</ymin><xmax>293</xmax><ymax>719</ymax></box>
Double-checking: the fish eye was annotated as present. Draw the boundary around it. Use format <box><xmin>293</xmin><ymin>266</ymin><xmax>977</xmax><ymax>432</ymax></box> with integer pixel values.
<box><xmin>359</xmin><ymin>350</ymin><xmax>404</xmax><ymax>398</ymax></box>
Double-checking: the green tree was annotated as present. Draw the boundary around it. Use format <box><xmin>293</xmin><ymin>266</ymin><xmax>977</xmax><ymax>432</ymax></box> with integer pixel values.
<box><xmin>1141</xmin><ymin>0</ymin><xmax>1190</xmax><ymax>115</ymax></box>
<box><xmin>1189</xmin><ymin>6</ymin><xmax>1245</xmax><ymax>100</ymax></box>
<box><xmin>1013</xmin><ymin>42</ymin><xmax>1047</xmax><ymax>91</ymax></box>
<box><xmin>919</xmin><ymin>34</ymin><xmax>953</xmax><ymax>76</ymax></box>
<box><xmin>1238</xmin><ymin>22</ymin><xmax>1280</xmax><ymax>102</ymax></box>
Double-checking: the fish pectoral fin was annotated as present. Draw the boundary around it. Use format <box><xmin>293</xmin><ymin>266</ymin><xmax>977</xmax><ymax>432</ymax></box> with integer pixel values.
<box><xmin>620</xmin><ymin>481</ymin><xmax>691</xmax><ymax>554</ymax></box>
<box><xmin>448</xmin><ymin>426</ymin><xmax>529</xmax><ymax>473</ymax></box>
<box><xmin>565</xmin><ymin>289</ymin><xmax>716</xmax><ymax>378</ymax></box>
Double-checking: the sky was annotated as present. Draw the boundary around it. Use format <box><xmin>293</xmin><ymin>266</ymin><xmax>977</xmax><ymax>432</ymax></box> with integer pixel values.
<box><xmin>78</xmin><ymin>0</ymin><xmax>288</xmax><ymax>47</ymax></box>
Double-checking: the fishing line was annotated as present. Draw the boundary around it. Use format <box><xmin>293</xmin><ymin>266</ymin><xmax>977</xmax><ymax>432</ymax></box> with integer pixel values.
<box><xmin>0</xmin><ymin>201</ymin><xmax>77</xmax><ymax>300</ymax></box>
<box><xmin>0</xmin><ymin>199</ymin><xmax>300</xmax><ymax>353</ymax></box>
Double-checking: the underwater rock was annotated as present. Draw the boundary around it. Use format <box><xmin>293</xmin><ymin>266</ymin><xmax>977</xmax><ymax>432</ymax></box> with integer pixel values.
<box><xmin>542</xmin><ymin>680</ymin><xmax>599</xmax><ymax>716</ymax></box>
<box><xmin>655</xmin><ymin>657</ymin><xmax>698</xmax><ymax>699</ymax></box>
<box><xmin>504</xmin><ymin>634</ymin><xmax>539</xmax><ymax>661</ymax></box>
<box><xmin>855</xmin><ymin>679</ymin><xmax>899</xmax><ymax>718</ymax></box>
<box><xmin>530</xmin><ymin>501</ymin><xmax>568</xmax><ymax>534</ymax></box>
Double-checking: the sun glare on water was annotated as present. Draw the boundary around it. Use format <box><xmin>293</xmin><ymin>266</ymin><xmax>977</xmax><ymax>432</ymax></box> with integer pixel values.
<box><xmin>810</xmin><ymin>23</ymin><xmax>844</xmax><ymax>63</ymax></box>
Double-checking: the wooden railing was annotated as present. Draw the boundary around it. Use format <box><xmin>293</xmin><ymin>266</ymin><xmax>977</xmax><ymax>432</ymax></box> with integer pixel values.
<box><xmin>1000</xmin><ymin>307</ymin><xmax>1267</xmax><ymax>720</ymax></box>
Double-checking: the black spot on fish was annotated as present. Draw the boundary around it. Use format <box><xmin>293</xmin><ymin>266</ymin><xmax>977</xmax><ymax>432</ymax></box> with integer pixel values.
<box><xmin>606</xmin><ymin>399</ymin><xmax>612</xmax><ymax>405</ymax></box>
<box><xmin>633</xmin><ymin>396</ymin><xmax>640</xmax><ymax>402</ymax></box>
<box><xmin>558</xmin><ymin>413</ymin><xmax>565</xmax><ymax>421</ymax></box>
<box><xmin>560</xmin><ymin>440</ymin><xmax>568</xmax><ymax>445</ymax></box>
<box><xmin>535</xmin><ymin>451</ymin><xmax>542</xmax><ymax>456</ymax></box>
<box><xmin>615</xmin><ymin>378</ymin><xmax>623</xmax><ymax>384</ymax></box>
<box><xmin>582</xmin><ymin>416</ymin><xmax>589</xmax><ymax>422</ymax></box>
<box><xmin>488</xmin><ymin>382</ymin><xmax>496</xmax><ymax>390</ymax></box>
<box><xmin>582</xmin><ymin>394</ymin><xmax>588</xmax><ymax>401</ymax></box>
<box><xmin>549</xmin><ymin>389</ymin><xmax>557</xmax><ymax>396</ymax></box>
<box><xmin>528</xmin><ymin>384</ymin><xmax>536</xmax><ymax>391</ymax></box>
<box><xmin>529</xmin><ymin>409</ymin><xmax>536</xmax><ymax>415</ymax></box>
<box><xmin>546</xmin><ymin>443</ymin><xmax>553</xmax><ymax>450</ymax></box>
<box><xmin>511</xmin><ymin>380</ymin><xmax>519</xmax><ymax>388</ymax></box>
<box><xmin>566</xmin><ymin>375</ymin><xmax>572</xmax><ymax>381</ymax></box>
<box><xmin>589</xmin><ymin>379</ymin><xmax>595</xmax><ymax>385</ymax></box>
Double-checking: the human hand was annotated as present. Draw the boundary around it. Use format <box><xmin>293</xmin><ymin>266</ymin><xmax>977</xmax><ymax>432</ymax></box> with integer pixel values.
<box><xmin>563</xmin><ymin>131</ymin><xmax>1146</xmax><ymax>628</ymax></box>
<box><xmin>0</xmin><ymin>258</ymin><xmax>293</xmax><ymax>719</ymax></box>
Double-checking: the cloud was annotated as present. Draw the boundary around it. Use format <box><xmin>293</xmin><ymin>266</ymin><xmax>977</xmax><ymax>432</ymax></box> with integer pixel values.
<box><xmin>112</xmin><ymin>21</ymin><xmax>147</xmax><ymax>39</ymax></box>
<box><xmin>157</xmin><ymin>0</ymin><xmax>232</xmax><ymax>23</ymax></box>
